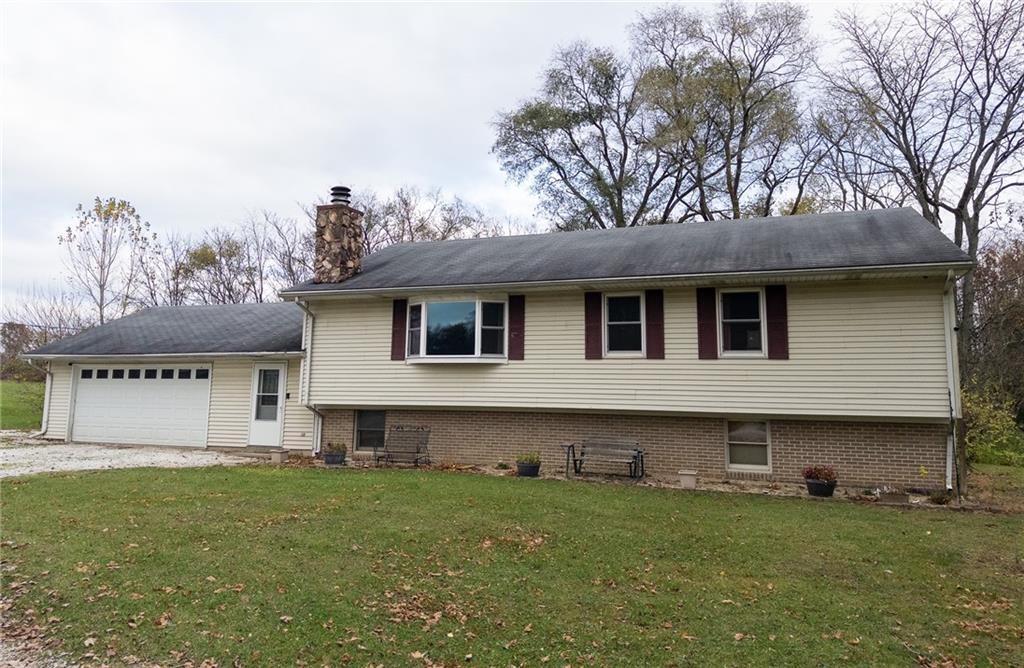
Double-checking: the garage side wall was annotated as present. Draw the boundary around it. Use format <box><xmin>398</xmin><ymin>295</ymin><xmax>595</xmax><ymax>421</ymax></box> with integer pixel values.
<box><xmin>207</xmin><ymin>358</ymin><xmax>313</xmax><ymax>450</ymax></box>
<box><xmin>43</xmin><ymin>363</ymin><xmax>74</xmax><ymax>439</ymax></box>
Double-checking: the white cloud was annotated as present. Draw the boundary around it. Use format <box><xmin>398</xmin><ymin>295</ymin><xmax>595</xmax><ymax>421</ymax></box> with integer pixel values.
<box><xmin>1</xmin><ymin>1</ymin><xmax>853</xmax><ymax>303</ymax></box>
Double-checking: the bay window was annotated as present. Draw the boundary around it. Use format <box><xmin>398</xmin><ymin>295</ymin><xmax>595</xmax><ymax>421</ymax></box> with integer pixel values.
<box><xmin>408</xmin><ymin>299</ymin><xmax>506</xmax><ymax>359</ymax></box>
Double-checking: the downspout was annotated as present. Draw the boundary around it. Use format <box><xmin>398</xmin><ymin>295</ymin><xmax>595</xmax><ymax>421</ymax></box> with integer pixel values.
<box><xmin>26</xmin><ymin>359</ymin><xmax>52</xmax><ymax>438</ymax></box>
<box><xmin>293</xmin><ymin>299</ymin><xmax>325</xmax><ymax>455</ymax></box>
<box><xmin>942</xmin><ymin>270</ymin><xmax>963</xmax><ymax>492</ymax></box>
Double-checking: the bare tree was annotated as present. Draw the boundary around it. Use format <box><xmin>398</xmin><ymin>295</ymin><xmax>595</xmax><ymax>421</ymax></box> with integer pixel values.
<box><xmin>181</xmin><ymin>228</ymin><xmax>254</xmax><ymax>305</ymax></box>
<box><xmin>825</xmin><ymin>0</ymin><xmax>1024</xmax><ymax>360</ymax></box>
<box><xmin>267</xmin><ymin>210</ymin><xmax>315</xmax><ymax>286</ymax></box>
<box><xmin>58</xmin><ymin>197</ymin><xmax>155</xmax><ymax>324</ymax></box>
<box><xmin>139</xmin><ymin>232</ymin><xmax>192</xmax><ymax>307</ymax></box>
<box><xmin>354</xmin><ymin>187</ymin><xmax>499</xmax><ymax>251</ymax></box>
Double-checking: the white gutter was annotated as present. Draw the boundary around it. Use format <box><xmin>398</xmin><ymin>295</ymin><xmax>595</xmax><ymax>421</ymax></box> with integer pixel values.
<box><xmin>27</xmin><ymin>359</ymin><xmax>52</xmax><ymax>438</ymax></box>
<box><xmin>942</xmin><ymin>269</ymin><xmax>964</xmax><ymax>491</ymax></box>
<box><xmin>279</xmin><ymin>260</ymin><xmax>974</xmax><ymax>299</ymax></box>
<box><xmin>293</xmin><ymin>299</ymin><xmax>324</xmax><ymax>454</ymax></box>
<box><xmin>22</xmin><ymin>351</ymin><xmax>305</xmax><ymax>360</ymax></box>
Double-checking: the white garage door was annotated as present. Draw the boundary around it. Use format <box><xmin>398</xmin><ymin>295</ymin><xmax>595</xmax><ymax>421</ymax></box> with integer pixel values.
<box><xmin>71</xmin><ymin>365</ymin><xmax>211</xmax><ymax>447</ymax></box>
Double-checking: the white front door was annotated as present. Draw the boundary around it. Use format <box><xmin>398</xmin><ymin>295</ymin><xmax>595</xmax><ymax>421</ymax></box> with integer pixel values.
<box><xmin>249</xmin><ymin>363</ymin><xmax>285</xmax><ymax>446</ymax></box>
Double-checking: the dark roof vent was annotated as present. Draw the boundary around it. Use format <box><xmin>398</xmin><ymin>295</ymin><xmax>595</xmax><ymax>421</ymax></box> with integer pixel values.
<box><xmin>330</xmin><ymin>185</ymin><xmax>351</xmax><ymax>205</ymax></box>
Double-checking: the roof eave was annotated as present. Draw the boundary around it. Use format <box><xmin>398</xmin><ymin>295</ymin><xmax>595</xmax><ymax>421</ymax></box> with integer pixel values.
<box><xmin>279</xmin><ymin>260</ymin><xmax>974</xmax><ymax>299</ymax></box>
<box><xmin>21</xmin><ymin>350</ymin><xmax>306</xmax><ymax>361</ymax></box>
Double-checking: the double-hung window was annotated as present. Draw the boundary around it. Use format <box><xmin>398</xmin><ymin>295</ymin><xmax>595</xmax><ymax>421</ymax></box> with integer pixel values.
<box><xmin>408</xmin><ymin>299</ymin><xmax>506</xmax><ymax>359</ymax></box>
<box><xmin>726</xmin><ymin>420</ymin><xmax>770</xmax><ymax>471</ymax></box>
<box><xmin>719</xmin><ymin>288</ymin><xmax>765</xmax><ymax>356</ymax></box>
<box><xmin>605</xmin><ymin>294</ymin><xmax>644</xmax><ymax>355</ymax></box>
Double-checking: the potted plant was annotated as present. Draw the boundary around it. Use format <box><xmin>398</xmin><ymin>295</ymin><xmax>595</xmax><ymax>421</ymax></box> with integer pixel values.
<box><xmin>802</xmin><ymin>465</ymin><xmax>838</xmax><ymax>497</ymax></box>
<box><xmin>323</xmin><ymin>442</ymin><xmax>347</xmax><ymax>467</ymax></box>
<box><xmin>516</xmin><ymin>452</ymin><xmax>541</xmax><ymax>477</ymax></box>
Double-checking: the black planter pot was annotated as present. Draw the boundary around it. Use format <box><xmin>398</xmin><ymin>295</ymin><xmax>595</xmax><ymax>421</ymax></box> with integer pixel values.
<box><xmin>805</xmin><ymin>478</ymin><xmax>837</xmax><ymax>497</ymax></box>
<box><xmin>516</xmin><ymin>462</ymin><xmax>541</xmax><ymax>477</ymax></box>
<box><xmin>323</xmin><ymin>452</ymin><xmax>346</xmax><ymax>467</ymax></box>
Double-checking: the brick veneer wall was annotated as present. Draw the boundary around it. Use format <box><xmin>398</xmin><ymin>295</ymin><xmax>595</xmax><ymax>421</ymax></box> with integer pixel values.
<box><xmin>321</xmin><ymin>409</ymin><xmax>949</xmax><ymax>489</ymax></box>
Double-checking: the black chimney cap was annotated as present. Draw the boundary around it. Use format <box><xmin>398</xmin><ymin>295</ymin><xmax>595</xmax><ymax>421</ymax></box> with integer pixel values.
<box><xmin>330</xmin><ymin>185</ymin><xmax>351</xmax><ymax>205</ymax></box>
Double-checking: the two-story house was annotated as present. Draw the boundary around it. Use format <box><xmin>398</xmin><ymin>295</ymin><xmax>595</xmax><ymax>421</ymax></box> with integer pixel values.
<box><xmin>26</xmin><ymin>188</ymin><xmax>972</xmax><ymax>489</ymax></box>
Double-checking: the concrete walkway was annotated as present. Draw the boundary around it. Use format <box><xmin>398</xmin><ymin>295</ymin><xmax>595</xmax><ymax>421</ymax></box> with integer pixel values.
<box><xmin>0</xmin><ymin>431</ymin><xmax>254</xmax><ymax>478</ymax></box>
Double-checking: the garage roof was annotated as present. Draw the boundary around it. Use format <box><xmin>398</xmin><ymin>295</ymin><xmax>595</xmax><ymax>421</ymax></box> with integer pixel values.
<box><xmin>280</xmin><ymin>207</ymin><xmax>971</xmax><ymax>295</ymax></box>
<box><xmin>24</xmin><ymin>302</ymin><xmax>304</xmax><ymax>358</ymax></box>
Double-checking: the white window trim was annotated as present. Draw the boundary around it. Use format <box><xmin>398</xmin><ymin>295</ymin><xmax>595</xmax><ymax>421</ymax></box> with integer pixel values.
<box><xmin>603</xmin><ymin>292</ymin><xmax>645</xmax><ymax>358</ymax></box>
<box><xmin>717</xmin><ymin>287</ymin><xmax>768</xmax><ymax>359</ymax></box>
<box><xmin>407</xmin><ymin>297</ymin><xmax>508</xmax><ymax>362</ymax></box>
<box><xmin>725</xmin><ymin>419</ymin><xmax>772</xmax><ymax>473</ymax></box>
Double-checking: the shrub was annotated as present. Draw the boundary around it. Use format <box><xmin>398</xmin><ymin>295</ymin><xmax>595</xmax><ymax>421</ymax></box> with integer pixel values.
<box><xmin>516</xmin><ymin>452</ymin><xmax>541</xmax><ymax>465</ymax></box>
<box><xmin>323</xmin><ymin>442</ymin><xmax>347</xmax><ymax>455</ymax></box>
<box><xmin>802</xmin><ymin>465</ymin><xmax>837</xmax><ymax>482</ymax></box>
<box><xmin>963</xmin><ymin>389</ymin><xmax>1024</xmax><ymax>467</ymax></box>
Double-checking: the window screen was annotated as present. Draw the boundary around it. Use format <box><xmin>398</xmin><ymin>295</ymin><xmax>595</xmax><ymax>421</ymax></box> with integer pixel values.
<box><xmin>727</xmin><ymin>421</ymin><xmax>769</xmax><ymax>469</ymax></box>
<box><xmin>606</xmin><ymin>295</ymin><xmax>643</xmax><ymax>353</ymax></box>
<box><xmin>355</xmin><ymin>410</ymin><xmax>386</xmax><ymax>451</ymax></box>
<box><xmin>721</xmin><ymin>291</ymin><xmax>763</xmax><ymax>353</ymax></box>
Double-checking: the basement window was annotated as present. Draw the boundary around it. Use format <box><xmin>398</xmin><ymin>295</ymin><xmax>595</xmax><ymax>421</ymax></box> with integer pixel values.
<box><xmin>407</xmin><ymin>299</ymin><xmax>506</xmax><ymax>361</ymax></box>
<box><xmin>355</xmin><ymin>410</ymin><xmax>386</xmax><ymax>451</ymax></box>
<box><xmin>726</xmin><ymin>421</ymin><xmax>771</xmax><ymax>472</ymax></box>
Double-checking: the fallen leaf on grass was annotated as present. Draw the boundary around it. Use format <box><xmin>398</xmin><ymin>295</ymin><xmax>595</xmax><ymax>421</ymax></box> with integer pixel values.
<box><xmin>84</xmin><ymin>637</ymin><xmax>97</xmax><ymax>646</ymax></box>
<box><xmin>279</xmin><ymin>616</ymin><xmax>293</xmax><ymax>624</ymax></box>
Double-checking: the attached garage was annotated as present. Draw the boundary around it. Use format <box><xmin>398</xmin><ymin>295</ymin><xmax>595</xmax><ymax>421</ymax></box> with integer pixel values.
<box><xmin>71</xmin><ymin>365</ymin><xmax>211</xmax><ymax>447</ymax></box>
<box><xmin>25</xmin><ymin>303</ymin><xmax>316</xmax><ymax>452</ymax></box>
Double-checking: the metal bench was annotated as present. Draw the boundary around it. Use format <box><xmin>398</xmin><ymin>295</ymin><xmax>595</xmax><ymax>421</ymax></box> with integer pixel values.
<box><xmin>562</xmin><ymin>438</ymin><xmax>645</xmax><ymax>479</ymax></box>
<box><xmin>374</xmin><ymin>425</ymin><xmax>431</xmax><ymax>466</ymax></box>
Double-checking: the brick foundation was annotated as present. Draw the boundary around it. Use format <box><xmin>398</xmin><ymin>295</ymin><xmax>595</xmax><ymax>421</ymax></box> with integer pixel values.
<box><xmin>321</xmin><ymin>408</ymin><xmax>949</xmax><ymax>489</ymax></box>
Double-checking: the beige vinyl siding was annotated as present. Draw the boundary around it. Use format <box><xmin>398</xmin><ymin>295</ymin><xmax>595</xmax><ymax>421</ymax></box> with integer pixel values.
<box><xmin>307</xmin><ymin>278</ymin><xmax>952</xmax><ymax>420</ymax></box>
<box><xmin>206</xmin><ymin>359</ymin><xmax>253</xmax><ymax>448</ymax></box>
<box><xmin>43</xmin><ymin>363</ymin><xmax>74</xmax><ymax>439</ymax></box>
<box><xmin>282</xmin><ymin>359</ymin><xmax>314</xmax><ymax>450</ymax></box>
<box><xmin>207</xmin><ymin>358</ymin><xmax>313</xmax><ymax>449</ymax></box>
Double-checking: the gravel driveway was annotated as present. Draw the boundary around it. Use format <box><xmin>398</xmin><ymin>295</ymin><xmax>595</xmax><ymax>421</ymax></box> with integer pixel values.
<box><xmin>0</xmin><ymin>431</ymin><xmax>255</xmax><ymax>478</ymax></box>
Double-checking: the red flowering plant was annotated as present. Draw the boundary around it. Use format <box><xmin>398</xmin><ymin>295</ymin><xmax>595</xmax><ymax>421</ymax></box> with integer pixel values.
<box><xmin>802</xmin><ymin>465</ymin><xmax>837</xmax><ymax>482</ymax></box>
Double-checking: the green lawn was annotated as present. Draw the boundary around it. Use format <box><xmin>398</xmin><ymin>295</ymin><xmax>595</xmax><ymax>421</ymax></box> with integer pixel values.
<box><xmin>0</xmin><ymin>380</ymin><xmax>44</xmax><ymax>431</ymax></box>
<box><xmin>2</xmin><ymin>467</ymin><xmax>1022</xmax><ymax>667</ymax></box>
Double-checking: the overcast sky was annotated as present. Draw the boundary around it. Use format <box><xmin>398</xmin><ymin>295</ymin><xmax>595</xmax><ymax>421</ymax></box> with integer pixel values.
<box><xmin>1</xmin><ymin>1</ymin><xmax>859</xmax><ymax>305</ymax></box>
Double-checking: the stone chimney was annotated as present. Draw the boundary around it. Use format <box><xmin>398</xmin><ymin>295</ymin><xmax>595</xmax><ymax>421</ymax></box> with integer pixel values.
<box><xmin>314</xmin><ymin>185</ymin><xmax>365</xmax><ymax>283</ymax></box>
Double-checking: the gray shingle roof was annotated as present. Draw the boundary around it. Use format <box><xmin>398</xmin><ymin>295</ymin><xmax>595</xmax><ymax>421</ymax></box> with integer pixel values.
<box><xmin>25</xmin><ymin>302</ymin><xmax>304</xmax><ymax>357</ymax></box>
<box><xmin>281</xmin><ymin>207</ymin><xmax>970</xmax><ymax>294</ymax></box>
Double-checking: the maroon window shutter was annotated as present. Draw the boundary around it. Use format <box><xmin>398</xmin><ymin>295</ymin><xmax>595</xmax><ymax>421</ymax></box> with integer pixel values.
<box><xmin>391</xmin><ymin>299</ymin><xmax>408</xmax><ymax>361</ymax></box>
<box><xmin>584</xmin><ymin>292</ymin><xmax>603</xmax><ymax>359</ymax></box>
<box><xmin>696</xmin><ymin>287</ymin><xmax>718</xmax><ymax>360</ymax></box>
<box><xmin>508</xmin><ymin>295</ymin><xmax>525</xmax><ymax>360</ymax></box>
<box><xmin>645</xmin><ymin>289</ymin><xmax>665</xmax><ymax>359</ymax></box>
<box><xmin>765</xmin><ymin>285</ymin><xmax>789</xmax><ymax>360</ymax></box>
